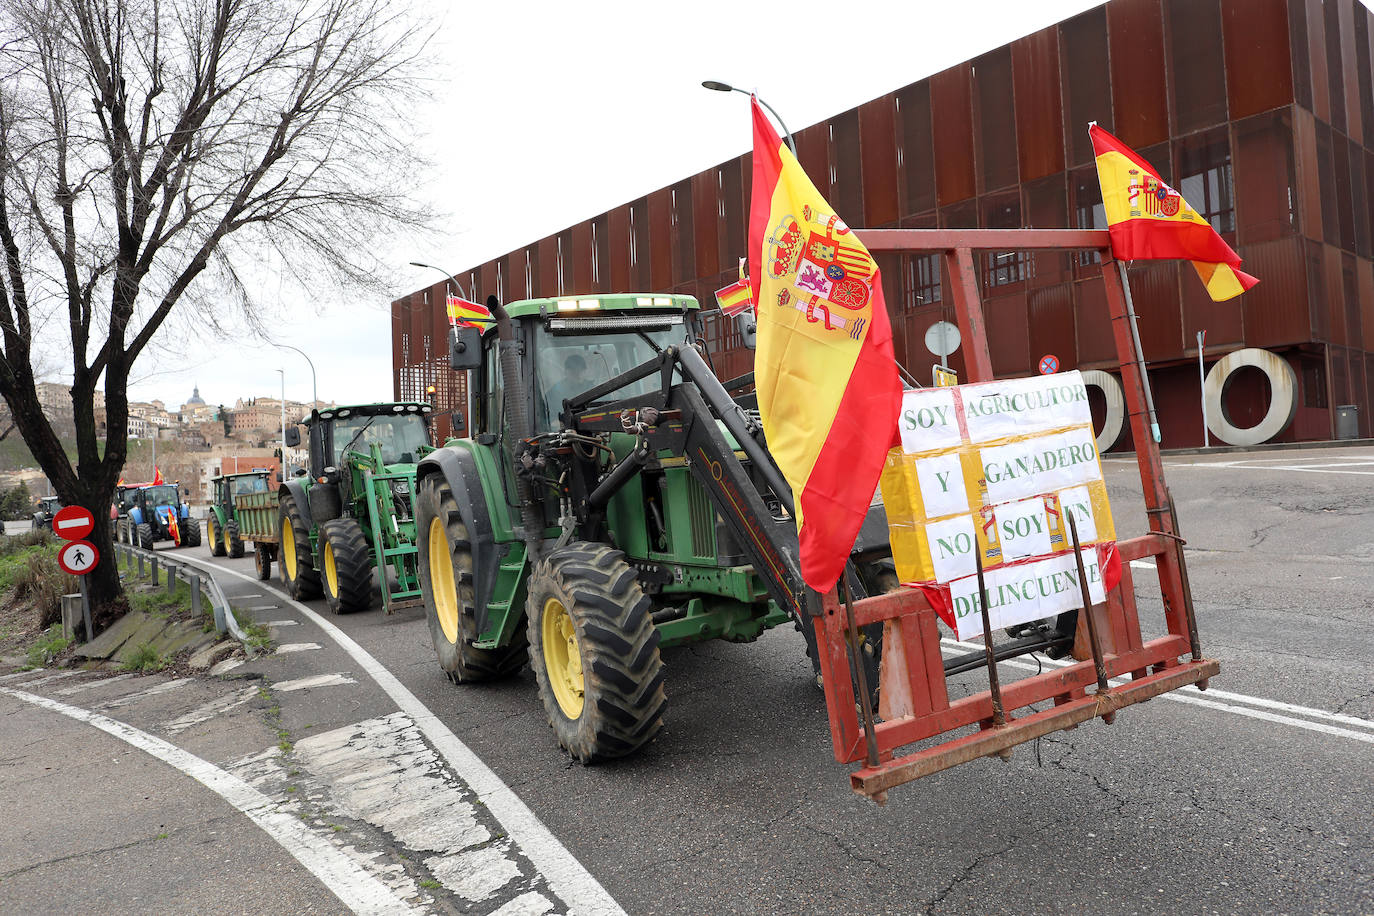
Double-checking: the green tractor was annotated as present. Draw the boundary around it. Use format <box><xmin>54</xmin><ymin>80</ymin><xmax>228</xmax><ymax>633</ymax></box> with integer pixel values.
<box><xmin>207</xmin><ymin>470</ymin><xmax>273</xmax><ymax>558</ymax></box>
<box><xmin>415</xmin><ymin>294</ymin><xmax>893</xmax><ymax>763</ymax></box>
<box><xmin>279</xmin><ymin>403</ymin><xmax>435</xmax><ymax>614</ymax></box>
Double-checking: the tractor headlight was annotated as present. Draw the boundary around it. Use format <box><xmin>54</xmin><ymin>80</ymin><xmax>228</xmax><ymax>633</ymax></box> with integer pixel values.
<box><xmin>390</xmin><ymin>480</ymin><xmax>410</xmax><ymax>496</ymax></box>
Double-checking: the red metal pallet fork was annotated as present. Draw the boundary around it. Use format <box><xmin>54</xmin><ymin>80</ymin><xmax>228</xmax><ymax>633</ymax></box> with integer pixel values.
<box><xmin>813</xmin><ymin>228</ymin><xmax>1220</xmax><ymax>802</ymax></box>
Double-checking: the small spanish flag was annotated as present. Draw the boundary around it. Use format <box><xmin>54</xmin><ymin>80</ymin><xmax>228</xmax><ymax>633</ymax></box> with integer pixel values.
<box><xmin>749</xmin><ymin>97</ymin><xmax>901</xmax><ymax>592</ymax></box>
<box><xmin>152</xmin><ymin>466</ymin><xmax>164</xmax><ymax>485</ymax></box>
<box><xmin>715</xmin><ymin>258</ymin><xmax>755</xmax><ymax>317</ymax></box>
<box><xmin>446</xmin><ymin>294</ymin><xmax>492</xmax><ymax>328</ymax></box>
<box><xmin>1090</xmin><ymin>124</ymin><xmax>1257</xmax><ymax>301</ymax></box>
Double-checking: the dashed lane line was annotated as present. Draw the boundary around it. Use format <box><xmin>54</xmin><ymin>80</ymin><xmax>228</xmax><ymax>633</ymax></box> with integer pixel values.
<box><xmin>188</xmin><ymin>555</ymin><xmax>627</xmax><ymax>916</ymax></box>
<box><xmin>164</xmin><ymin>686</ymin><xmax>262</xmax><ymax>735</ymax></box>
<box><xmin>95</xmin><ymin>677</ymin><xmax>194</xmax><ymax>710</ymax></box>
<box><xmin>274</xmin><ymin>673</ymin><xmax>358</xmax><ymax>692</ymax></box>
<box><xmin>275</xmin><ymin>642</ymin><xmax>323</xmax><ymax>654</ymax></box>
<box><xmin>0</xmin><ymin>684</ymin><xmax>420</xmax><ymax>915</ymax></box>
<box><xmin>940</xmin><ymin>638</ymin><xmax>1374</xmax><ymax>743</ymax></box>
<box><xmin>57</xmin><ymin>672</ymin><xmax>134</xmax><ymax>695</ymax></box>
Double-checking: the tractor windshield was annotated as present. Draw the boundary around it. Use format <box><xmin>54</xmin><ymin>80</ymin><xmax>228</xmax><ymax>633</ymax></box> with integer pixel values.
<box><xmin>232</xmin><ymin>475</ymin><xmax>269</xmax><ymax>496</ymax></box>
<box><xmin>332</xmin><ymin>414</ymin><xmax>429</xmax><ymax>465</ymax></box>
<box><xmin>535</xmin><ymin>326</ymin><xmax>687</xmax><ymax>428</ymax></box>
<box><xmin>143</xmin><ymin>485</ymin><xmax>179</xmax><ymax>507</ymax></box>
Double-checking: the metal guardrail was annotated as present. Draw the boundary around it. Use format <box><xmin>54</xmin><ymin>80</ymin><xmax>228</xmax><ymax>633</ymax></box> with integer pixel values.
<box><xmin>112</xmin><ymin>541</ymin><xmax>255</xmax><ymax>658</ymax></box>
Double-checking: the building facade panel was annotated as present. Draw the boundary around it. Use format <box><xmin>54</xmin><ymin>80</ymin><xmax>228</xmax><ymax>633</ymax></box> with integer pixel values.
<box><xmin>1012</xmin><ymin>29</ymin><xmax>1066</xmax><ymax>182</ymax></box>
<box><xmin>1221</xmin><ymin>0</ymin><xmax>1295</xmax><ymax>120</ymax></box>
<box><xmin>1107</xmin><ymin>0</ymin><xmax>1170</xmax><ymax>148</ymax></box>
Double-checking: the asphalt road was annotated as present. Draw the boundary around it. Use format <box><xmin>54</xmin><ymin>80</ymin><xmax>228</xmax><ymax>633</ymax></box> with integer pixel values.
<box><xmin>7</xmin><ymin>444</ymin><xmax>1372</xmax><ymax>914</ymax></box>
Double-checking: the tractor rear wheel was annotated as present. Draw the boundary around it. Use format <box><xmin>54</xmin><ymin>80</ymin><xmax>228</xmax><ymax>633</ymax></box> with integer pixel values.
<box><xmin>136</xmin><ymin>523</ymin><xmax>154</xmax><ymax>550</ymax></box>
<box><xmin>319</xmin><ymin>518</ymin><xmax>373</xmax><ymax>614</ymax></box>
<box><xmin>208</xmin><ymin>515</ymin><xmax>226</xmax><ymax>557</ymax></box>
<box><xmin>526</xmin><ymin>543</ymin><xmax>665</xmax><ymax>763</ymax></box>
<box><xmin>254</xmin><ymin>545</ymin><xmax>273</xmax><ymax>581</ymax></box>
<box><xmin>278</xmin><ymin>493</ymin><xmax>322</xmax><ymax>600</ymax></box>
<box><xmin>416</xmin><ymin>476</ymin><xmax>526</xmax><ymax>682</ymax></box>
<box><xmin>225</xmin><ymin>519</ymin><xmax>244</xmax><ymax>558</ymax></box>
<box><xmin>182</xmin><ymin>518</ymin><xmax>201</xmax><ymax>548</ymax></box>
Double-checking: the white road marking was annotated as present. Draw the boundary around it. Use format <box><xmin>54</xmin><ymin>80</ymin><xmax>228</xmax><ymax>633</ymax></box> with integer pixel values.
<box><xmin>243</xmin><ymin>605</ymin><xmax>282</xmax><ymax>611</ymax></box>
<box><xmin>0</xmin><ymin>670</ymin><xmax>40</xmax><ymax>682</ymax></box>
<box><xmin>1174</xmin><ymin>461</ymin><xmax>1374</xmax><ymax>477</ymax></box>
<box><xmin>274</xmin><ymin>673</ymin><xmax>358</xmax><ymax>692</ymax></box>
<box><xmin>163</xmin><ymin>686</ymin><xmax>261</xmax><ymax>735</ymax></box>
<box><xmin>9</xmin><ymin>670</ymin><xmax>81</xmax><ymax>687</ymax></box>
<box><xmin>96</xmin><ymin>677</ymin><xmax>194</xmax><ymax>710</ymax></box>
<box><xmin>57</xmin><ymin>673</ymin><xmax>134</xmax><ymax>695</ymax></box>
<box><xmin>940</xmin><ymin>638</ymin><xmax>1374</xmax><ymax>743</ymax></box>
<box><xmin>491</xmin><ymin>893</ymin><xmax>556</xmax><ymax>916</ymax></box>
<box><xmin>274</xmin><ymin>642</ymin><xmax>323</xmax><ymax>654</ymax></box>
<box><xmin>211</xmin><ymin>659</ymin><xmax>244</xmax><ymax>676</ymax></box>
<box><xmin>192</xmin><ymin>556</ymin><xmax>626</xmax><ymax>916</ymax></box>
<box><xmin>0</xmin><ymin>685</ymin><xmax>419</xmax><ymax>914</ymax></box>
<box><xmin>264</xmin><ymin>619</ymin><xmax>300</xmax><ymax>627</ymax></box>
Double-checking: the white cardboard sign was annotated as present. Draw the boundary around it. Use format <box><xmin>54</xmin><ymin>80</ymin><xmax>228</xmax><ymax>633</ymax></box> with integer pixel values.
<box><xmin>898</xmin><ymin>388</ymin><xmax>962</xmax><ymax>453</ymax></box>
<box><xmin>994</xmin><ymin>497</ymin><xmax>1052</xmax><ymax>561</ymax></box>
<box><xmin>946</xmin><ymin>550</ymin><xmax>1107</xmax><ymax>640</ymax></box>
<box><xmin>925</xmin><ymin>515</ymin><xmax>978</xmax><ymax>583</ymax></box>
<box><xmin>962</xmin><ymin>371</ymin><xmax>1093</xmax><ymax>443</ymax></box>
<box><xmin>980</xmin><ymin>426</ymin><xmax>1102</xmax><ymax>504</ymax></box>
<box><xmin>914</xmin><ymin>452</ymin><xmax>968</xmax><ymax>518</ymax></box>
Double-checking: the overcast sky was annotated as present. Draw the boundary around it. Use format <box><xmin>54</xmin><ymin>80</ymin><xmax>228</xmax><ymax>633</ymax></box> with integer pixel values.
<box><xmin>114</xmin><ymin>0</ymin><xmax>1137</xmax><ymax>408</ymax></box>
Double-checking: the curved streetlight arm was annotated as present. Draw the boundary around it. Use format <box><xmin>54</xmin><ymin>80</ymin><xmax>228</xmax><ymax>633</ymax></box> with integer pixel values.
<box><xmin>274</xmin><ymin>342</ymin><xmax>317</xmax><ymax>410</ymax></box>
<box><xmin>701</xmin><ymin>81</ymin><xmax>797</xmax><ymax>157</ymax></box>
<box><xmin>409</xmin><ymin>261</ymin><xmax>469</xmax><ymax>299</ymax></box>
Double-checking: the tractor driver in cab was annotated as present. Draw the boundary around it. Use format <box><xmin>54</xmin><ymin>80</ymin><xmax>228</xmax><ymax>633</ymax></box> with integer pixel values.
<box><xmin>543</xmin><ymin>352</ymin><xmax>590</xmax><ymax>422</ymax></box>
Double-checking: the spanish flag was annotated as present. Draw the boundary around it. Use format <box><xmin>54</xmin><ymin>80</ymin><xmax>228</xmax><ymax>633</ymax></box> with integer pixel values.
<box><xmin>748</xmin><ymin>98</ymin><xmax>901</xmax><ymax>592</ymax></box>
<box><xmin>715</xmin><ymin>259</ymin><xmax>755</xmax><ymax>317</ymax></box>
<box><xmin>446</xmin><ymin>294</ymin><xmax>492</xmax><ymax>328</ymax></box>
<box><xmin>152</xmin><ymin>466</ymin><xmax>164</xmax><ymax>485</ymax></box>
<box><xmin>1090</xmin><ymin>124</ymin><xmax>1257</xmax><ymax>301</ymax></box>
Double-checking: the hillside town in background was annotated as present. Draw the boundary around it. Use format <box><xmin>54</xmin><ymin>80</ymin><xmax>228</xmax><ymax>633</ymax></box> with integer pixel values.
<box><xmin>2</xmin><ymin>383</ymin><xmax>333</xmax><ymax>510</ymax></box>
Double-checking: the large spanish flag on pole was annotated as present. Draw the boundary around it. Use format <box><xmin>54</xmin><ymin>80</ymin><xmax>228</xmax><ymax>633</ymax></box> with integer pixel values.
<box><xmin>1090</xmin><ymin>124</ymin><xmax>1257</xmax><ymax>301</ymax></box>
<box><xmin>748</xmin><ymin>98</ymin><xmax>901</xmax><ymax>592</ymax></box>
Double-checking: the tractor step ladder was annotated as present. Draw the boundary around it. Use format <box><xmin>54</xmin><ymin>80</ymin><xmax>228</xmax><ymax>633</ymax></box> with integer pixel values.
<box><xmin>812</xmin><ymin>228</ymin><xmax>1219</xmax><ymax>802</ymax></box>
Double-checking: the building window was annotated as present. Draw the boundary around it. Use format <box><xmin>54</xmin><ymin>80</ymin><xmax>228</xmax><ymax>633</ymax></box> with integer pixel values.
<box><xmin>980</xmin><ymin>192</ymin><xmax>1027</xmax><ymax>288</ymax></box>
<box><xmin>1176</xmin><ymin>129</ymin><xmax>1234</xmax><ymax>234</ymax></box>
<box><xmin>904</xmin><ymin>253</ymin><xmax>941</xmax><ymax>310</ymax></box>
<box><xmin>1071</xmin><ymin>168</ymin><xmax>1106</xmax><ymax>266</ymax></box>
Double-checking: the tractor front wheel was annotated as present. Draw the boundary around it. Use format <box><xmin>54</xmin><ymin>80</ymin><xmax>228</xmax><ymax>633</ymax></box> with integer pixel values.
<box><xmin>136</xmin><ymin>523</ymin><xmax>154</xmax><ymax>550</ymax></box>
<box><xmin>208</xmin><ymin>515</ymin><xmax>226</xmax><ymax>557</ymax></box>
<box><xmin>526</xmin><ymin>543</ymin><xmax>665</xmax><ymax>763</ymax></box>
<box><xmin>319</xmin><ymin>519</ymin><xmax>373</xmax><ymax>614</ymax></box>
<box><xmin>225</xmin><ymin>519</ymin><xmax>244</xmax><ymax>558</ymax></box>
<box><xmin>278</xmin><ymin>493</ymin><xmax>322</xmax><ymax>600</ymax></box>
<box><xmin>182</xmin><ymin>518</ymin><xmax>201</xmax><ymax>548</ymax></box>
<box><xmin>415</xmin><ymin>476</ymin><xmax>526</xmax><ymax>682</ymax></box>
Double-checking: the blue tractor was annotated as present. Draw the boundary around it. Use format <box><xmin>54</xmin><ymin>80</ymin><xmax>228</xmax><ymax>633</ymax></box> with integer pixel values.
<box><xmin>116</xmin><ymin>483</ymin><xmax>201</xmax><ymax>549</ymax></box>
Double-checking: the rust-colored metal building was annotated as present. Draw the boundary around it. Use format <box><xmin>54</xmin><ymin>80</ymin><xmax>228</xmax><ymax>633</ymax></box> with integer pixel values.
<box><xmin>394</xmin><ymin>0</ymin><xmax>1374</xmax><ymax>447</ymax></box>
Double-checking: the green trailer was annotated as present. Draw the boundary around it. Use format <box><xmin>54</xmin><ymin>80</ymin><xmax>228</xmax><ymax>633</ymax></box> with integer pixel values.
<box><xmin>205</xmin><ymin>470</ymin><xmax>280</xmax><ymax>580</ymax></box>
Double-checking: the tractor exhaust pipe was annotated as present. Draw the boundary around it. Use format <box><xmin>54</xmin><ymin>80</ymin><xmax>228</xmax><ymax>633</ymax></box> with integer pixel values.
<box><xmin>489</xmin><ymin>295</ymin><xmax>544</xmax><ymax>564</ymax></box>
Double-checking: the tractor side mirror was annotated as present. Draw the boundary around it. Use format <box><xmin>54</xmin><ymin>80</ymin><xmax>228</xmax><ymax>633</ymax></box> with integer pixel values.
<box><xmin>450</xmin><ymin>325</ymin><xmax>482</xmax><ymax>371</ymax></box>
<box><xmin>738</xmin><ymin>313</ymin><xmax>758</xmax><ymax>350</ymax></box>
<box><xmin>284</xmin><ymin>426</ymin><xmax>301</xmax><ymax>447</ymax></box>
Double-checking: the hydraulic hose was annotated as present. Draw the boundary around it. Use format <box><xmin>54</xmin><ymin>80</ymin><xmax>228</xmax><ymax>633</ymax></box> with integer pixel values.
<box><xmin>489</xmin><ymin>295</ymin><xmax>544</xmax><ymax>563</ymax></box>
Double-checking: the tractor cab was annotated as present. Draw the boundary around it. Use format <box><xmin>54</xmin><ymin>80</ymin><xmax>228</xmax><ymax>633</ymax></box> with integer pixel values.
<box><xmin>33</xmin><ymin>496</ymin><xmax>61</xmax><ymax>530</ymax></box>
<box><xmin>119</xmin><ymin>482</ymin><xmax>200</xmax><ymax>549</ymax></box>
<box><xmin>207</xmin><ymin>470</ymin><xmax>273</xmax><ymax>558</ymax></box>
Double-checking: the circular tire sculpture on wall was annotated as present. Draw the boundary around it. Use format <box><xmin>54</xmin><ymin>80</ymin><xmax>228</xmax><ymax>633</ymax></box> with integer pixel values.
<box><xmin>1204</xmin><ymin>347</ymin><xmax>1298</xmax><ymax>446</ymax></box>
<box><xmin>1081</xmin><ymin>369</ymin><xmax>1126</xmax><ymax>453</ymax></box>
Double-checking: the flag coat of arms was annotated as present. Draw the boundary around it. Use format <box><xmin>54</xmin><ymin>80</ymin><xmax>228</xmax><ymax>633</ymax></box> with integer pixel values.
<box><xmin>748</xmin><ymin>98</ymin><xmax>901</xmax><ymax>592</ymax></box>
<box><xmin>1089</xmin><ymin>124</ymin><xmax>1258</xmax><ymax>301</ymax></box>
<box><xmin>446</xmin><ymin>294</ymin><xmax>492</xmax><ymax>328</ymax></box>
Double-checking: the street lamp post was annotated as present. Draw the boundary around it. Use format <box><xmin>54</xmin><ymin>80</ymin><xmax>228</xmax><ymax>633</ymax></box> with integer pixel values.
<box><xmin>277</xmin><ymin>368</ymin><xmax>288</xmax><ymax>478</ymax></box>
<box><xmin>409</xmin><ymin>261</ymin><xmax>472</xmax><ymax>439</ymax></box>
<box><xmin>275</xmin><ymin>343</ymin><xmax>317</xmax><ymax>411</ymax></box>
<box><xmin>701</xmin><ymin>81</ymin><xmax>797</xmax><ymax>156</ymax></box>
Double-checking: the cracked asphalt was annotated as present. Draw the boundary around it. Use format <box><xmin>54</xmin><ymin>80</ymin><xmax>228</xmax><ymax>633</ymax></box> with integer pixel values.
<box><xmin>9</xmin><ymin>443</ymin><xmax>1369</xmax><ymax>915</ymax></box>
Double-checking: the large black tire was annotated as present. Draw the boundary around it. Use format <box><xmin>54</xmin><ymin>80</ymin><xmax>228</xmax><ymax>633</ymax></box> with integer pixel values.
<box><xmin>278</xmin><ymin>493</ymin><xmax>322</xmax><ymax>600</ymax></box>
<box><xmin>255</xmin><ymin>545</ymin><xmax>273</xmax><ymax>581</ymax></box>
<box><xmin>136</xmin><ymin>522</ymin><xmax>154</xmax><ymax>550</ymax></box>
<box><xmin>526</xmin><ymin>543</ymin><xmax>665</xmax><ymax>763</ymax></box>
<box><xmin>415</xmin><ymin>476</ymin><xmax>526</xmax><ymax>683</ymax></box>
<box><xmin>318</xmin><ymin>518</ymin><xmax>373</xmax><ymax>614</ymax></box>
<box><xmin>182</xmin><ymin>517</ymin><xmax>201</xmax><ymax>548</ymax></box>
<box><xmin>207</xmin><ymin>514</ymin><xmax>226</xmax><ymax>557</ymax></box>
<box><xmin>225</xmin><ymin>519</ymin><xmax>244</xmax><ymax>558</ymax></box>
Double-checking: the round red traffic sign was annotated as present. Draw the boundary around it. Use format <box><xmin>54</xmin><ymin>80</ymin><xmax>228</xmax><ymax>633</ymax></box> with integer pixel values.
<box><xmin>58</xmin><ymin>539</ymin><xmax>99</xmax><ymax>575</ymax></box>
<box><xmin>1038</xmin><ymin>354</ymin><xmax>1060</xmax><ymax>375</ymax></box>
<box><xmin>52</xmin><ymin>505</ymin><xmax>95</xmax><ymax>540</ymax></box>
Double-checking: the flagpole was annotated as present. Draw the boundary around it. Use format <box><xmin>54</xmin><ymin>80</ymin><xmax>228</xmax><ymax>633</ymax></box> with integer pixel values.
<box><xmin>410</xmin><ymin>260</ymin><xmax>474</xmax><ymax>439</ymax></box>
<box><xmin>1116</xmin><ymin>261</ymin><xmax>1162</xmax><ymax>444</ymax></box>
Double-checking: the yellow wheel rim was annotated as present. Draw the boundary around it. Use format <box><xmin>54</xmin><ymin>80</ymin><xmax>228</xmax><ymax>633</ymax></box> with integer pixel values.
<box><xmin>428</xmin><ymin>517</ymin><xmax>459</xmax><ymax>645</ymax></box>
<box><xmin>323</xmin><ymin>539</ymin><xmax>338</xmax><ymax>596</ymax></box>
<box><xmin>542</xmin><ymin>597</ymin><xmax>584</xmax><ymax>719</ymax></box>
<box><xmin>223</xmin><ymin>523</ymin><xmax>232</xmax><ymax>555</ymax></box>
<box><xmin>208</xmin><ymin>517</ymin><xmax>217</xmax><ymax>547</ymax></box>
<box><xmin>281</xmin><ymin>518</ymin><xmax>296</xmax><ymax>581</ymax></box>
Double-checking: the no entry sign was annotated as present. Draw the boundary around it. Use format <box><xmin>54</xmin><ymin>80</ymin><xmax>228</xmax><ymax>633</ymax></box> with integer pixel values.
<box><xmin>58</xmin><ymin>540</ymin><xmax>99</xmax><ymax>576</ymax></box>
<box><xmin>52</xmin><ymin>505</ymin><xmax>95</xmax><ymax>540</ymax></box>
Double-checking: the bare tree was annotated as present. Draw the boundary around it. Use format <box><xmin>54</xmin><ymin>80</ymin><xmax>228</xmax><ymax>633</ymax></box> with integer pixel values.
<box><xmin>0</xmin><ymin>0</ymin><xmax>431</xmax><ymax>621</ymax></box>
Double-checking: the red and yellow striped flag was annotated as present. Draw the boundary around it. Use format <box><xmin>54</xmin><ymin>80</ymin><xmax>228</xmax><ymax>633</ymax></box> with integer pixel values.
<box><xmin>446</xmin><ymin>294</ymin><xmax>492</xmax><ymax>328</ymax></box>
<box><xmin>1090</xmin><ymin>124</ymin><xmax>1257</xmax><ymax>301</ymax></box>
<box><xmin>715</xmin><ymin>259</ymin><xmax>755</xmax><ymax>317</ymax></box>
<box><xmin>748</xmin><ymin>97</ymin><xmax>901</xmax><ymax>592</ymax></box>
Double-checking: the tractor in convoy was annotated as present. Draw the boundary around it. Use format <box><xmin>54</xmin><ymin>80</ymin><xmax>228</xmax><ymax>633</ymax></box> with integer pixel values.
<box><xmin>414</xmin><ymin>293</ymin><xmax>894</xmax><ymax>763</ymax></box>
<box><xmin>278</xmin><ymin>403</ymin><xmax>434</xmax><ymax>614</ymax></box>
<box><xmin>115</xmin><ymin>482</ymin><xmax>201</xmax><ymax>549</ymax></box>
<box><xmin>32</xmin><ymin>496</ymin><xmax>61</xmax><ymax>530</ymax></box>
<box><xmin>207</xmin><ymin>470</ymin><xmax>273</xmax><ymax>559</ymax></box>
